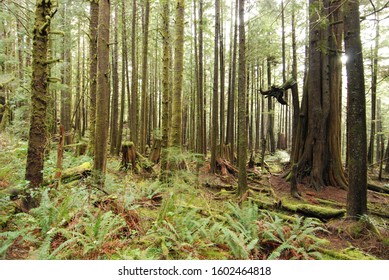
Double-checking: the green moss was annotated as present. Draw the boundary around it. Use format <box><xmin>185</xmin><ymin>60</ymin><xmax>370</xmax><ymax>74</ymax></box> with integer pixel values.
<box><xmin>318</xmin><ymin>247</ymin><xmax>376</xmax><ymax>260</ymax></box>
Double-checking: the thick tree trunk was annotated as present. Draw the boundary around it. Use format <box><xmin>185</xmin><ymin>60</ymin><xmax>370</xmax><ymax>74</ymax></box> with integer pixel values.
<box><xmin>93</xmin><ymin>0</ymin><xmax>110</xmax><ymax>186</ymax></box>
<box><xmin>292</xmin><ymin>0</ymin><xmax>347</xmax><ymax>191</ymax></box>
<box><xmin>344</xmin><ymin>0</ymin><xmax>367</xmax><ymax>219</ymax></box>
<box><xmin>25</xmin><ymin>0</ymin><xmax>56</xmax><ymax>207</ymax></box>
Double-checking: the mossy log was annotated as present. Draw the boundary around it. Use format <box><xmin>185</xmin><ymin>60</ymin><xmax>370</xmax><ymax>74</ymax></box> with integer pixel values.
<box><xmin>282</xmin><ymin>203</ymin><xmax>346</xmax><ymax>220</ymax></box>
<box><xmin>60</xmin><ymin>162</ymin><xmax>92</xmax><ymax>182</ymax></box>
<box><xmin>367</xmin><ymin>182</ymin><xmax>389</xmax><ymax>194</ymax></box>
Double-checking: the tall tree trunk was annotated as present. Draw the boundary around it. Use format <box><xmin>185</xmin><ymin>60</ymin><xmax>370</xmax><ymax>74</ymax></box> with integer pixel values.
<box><xmin>226</xmin><ymin>0</ymin><xmax>238</xmax><ymax>163</ymax></box>
<box><xmin>171</xmin><ymin>0</ymin><xmax>185</xmax><ymax>148</ymax></box>
<box><xmin>110</xmin><ymin>4</ymin><xmax>119</xmax><ymax>155</ymax></box>
<box><xmin>140</xmin><ymin>0</ymin><xmax>150</xmax><ymax>154</ymax></box>
<box><xmin>25</xmin><ymin>0</ymin><xmax>56</xmax><ymax>206</ymax></box>
<box><xmin>344</xmin><ymin>0</ymin><xmax>367</xmax><ymax>219</ymax></box>
<box><xmin>237</xmin><ymin>0</ymin><xmax>247</xmax><ymax>195</ymax></box>
<box><xmin>116</xmin><ymin>0</ymin><xmax>128</xmax><ymax>155</ymax></box>
<box><xmin>94</xmin><ymin>0</ymin><xmax>110</xmax><ymax>186</ymax></box>
<box><xmin>290</xmin><ymin>0</ymin><xmax>299</xmax><ymax>161</ymax></box>
<box><xmin>88</xmin><ymin>0</ymin><xmax>99</xmax><ymax>155</ymax></box>
<box><xmin>197</xmin><ymin>0</ymin><xmax>206</xmax><ymax>155</ymax></box>
<box><xmin>292</xmin><ymin>0</ymin><xmax>347</xmax><ymax>190</ymax></box>
<box><xmin>210</xmin><ymin>0</ymin><xmax>220</xmax><ymax>173</ymax></box>
<box><xmin>61</xmin><ymin>0</ymin><xmax>72</xmax><ymax>145</ymax></box>
<box><xmin>130</xmin><ymin>0</ymin><xmax>138</xmax><ymax>145</ymax></box>
<box><xmin>160</xmin><ymin>0</ymin><xmax>170</xmax><ymax>180</ymax></box>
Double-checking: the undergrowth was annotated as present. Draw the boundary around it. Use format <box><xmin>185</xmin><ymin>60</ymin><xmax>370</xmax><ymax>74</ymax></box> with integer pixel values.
<box><xmin>0</xmin><ymin>141</ymin><xmax>329</xmax><ymax>260</ymax></box>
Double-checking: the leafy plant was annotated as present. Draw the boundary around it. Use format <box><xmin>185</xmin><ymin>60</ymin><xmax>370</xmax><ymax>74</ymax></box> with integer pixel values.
<box><xmin>218</xmin><ymin>201</ymin><xmax>260</xmax><ymax>259</ymax></box>
<box><xmin>259</xmin><ymin>212</ymin><xmax>326</xmax><ymax>260</ymax></box>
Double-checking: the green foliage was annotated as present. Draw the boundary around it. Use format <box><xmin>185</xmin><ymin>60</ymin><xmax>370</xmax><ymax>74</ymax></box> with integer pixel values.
<box><xmin>146</xmin><ymin>194</ymin><xmax>205</xmax><ymax>259</ymax></box>
<box><xmin>259</xmin><ymin>212</ymin><xmax>326</xmax><ymax>260</ymax></box>
<box><xmin>219</xmin><ymin>201</ymin><xmax>260</xmax><ymax>259</ymax></box>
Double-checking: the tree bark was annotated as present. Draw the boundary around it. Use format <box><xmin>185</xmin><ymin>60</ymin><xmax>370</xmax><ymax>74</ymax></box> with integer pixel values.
<box><xmin>292</xmin><ymin>0</ymin><xmax>347</xmax><ymax>190</ymax></box>
<box><xmin>110</xmin><ymin>4</ymin><xmax>119</xmax><ymax>155</ymax></box>
<box><xmin>25</xmin><ymin>0</ymin><xmax>56</xmax><ymax>207</ymax></box>
<box><xmin>344</xmin><ymin>0</ymin><xmax>367</xmax><ymax>219</ymax></box>
<box><xmin>140</xmin><ymin>0</ymin><xmax>150</xmax><ymax>154</ymax></box>
<box><xmin>93</xmin><ymin>0</ymin><xmax>110</xmax><ymax>186</ymax></box>
<box><xmin>237</xmin><ymin>0</ymin><xmax>247</xmax><ymax>195</ymax></box>
<box><xmin>171</xmin><ymin>0</ymin><xmax>185</xmax><ymax>148</ymax></box>
<box><xmin>88</xmin><ymin>0</ymin><xmax>99</xmax><ymax>156</ymax></box>
<box><xmin>160</xmin><ymin>0</ymin><xmax>171</xmax><ymax>181</ymax></box>
<box><xmin>211</xmin><ymin>0</ymin><xmax>220</xmax><ymax>173</ymax></box>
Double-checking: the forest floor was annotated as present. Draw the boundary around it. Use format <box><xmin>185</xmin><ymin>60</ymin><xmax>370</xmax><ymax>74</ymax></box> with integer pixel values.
<box><xmin>0</xmin><ymin>134</ymin><xmax>388</xmax><ymax>260</ymax></box>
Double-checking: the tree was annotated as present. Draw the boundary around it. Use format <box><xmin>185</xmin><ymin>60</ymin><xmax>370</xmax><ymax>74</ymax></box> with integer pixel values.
<box><xmin>210</xmin><ymin>0</ymin><xmax>220</xmax><ymax>173</ymax></box>
<box><xmin>344</xmin><ymin>0</ymin><xmax>367</xmax><ymax>219</ymax></box>
<box><xmin>130</xmin><ymin>0</ymin><xmax>138</xmax><ymax>145</ymax></box>
<box><xmin>88</xmin><ymin>0</ymin><xmax>99</xmax><ymax>156</ymax></box>
<box><xmin>25</xmin><ymin>0</ymin><xmax>57</xmax><ymax>207</ymax></box>
<box><xmin>61</xmin><ymin>0</ymin><xmax>73</xmax><ymax>145</ymax></box>
<box><xmin>291</xmin><ymin>0</ymin><xmax>347</xmax><ymax>190</ymax></box>
<box><xmin>160</xmin><ymin>0</ymin><xmax>171</xmax><ymax>180</ymax></box>
<box><xmin>171</xmin><ymin>0</ymin><xmax>185</xmax><ymax>148</ymax></box>
<box><xmin>237</xmin><ymin>0</ymin><xmax>247</xmax><ymax>195</ymax></box>
<box><xmin>110</xmin><ymin>4</ymin><xmax>119</xmax><ymax>155</ymax></box>
<box><xmin>93</xmin><ymin>0</ymin><xmax>110</xmax><ymax>186</ymax></box>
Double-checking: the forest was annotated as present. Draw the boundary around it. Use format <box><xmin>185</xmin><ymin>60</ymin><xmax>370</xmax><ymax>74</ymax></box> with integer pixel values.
<box><xmin>0</xmin><ymin>0</ymin><xmax>388</xmax><ymax>260</ymax></box>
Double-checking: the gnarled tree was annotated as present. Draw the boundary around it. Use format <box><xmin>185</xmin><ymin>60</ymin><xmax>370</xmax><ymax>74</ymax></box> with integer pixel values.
<box><xmin>291</xmin><ymin>0</ymin><xmax>347</xmax><ymax>190</ymax></box>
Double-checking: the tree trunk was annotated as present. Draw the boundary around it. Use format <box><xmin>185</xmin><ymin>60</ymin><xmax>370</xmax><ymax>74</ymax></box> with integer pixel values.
<box><xmin>61</xmin><ymin>0</ymin><xmax>72</xmax><ymax>145</ymax></box>
<box><xmin>226</xmin><ymin>0</ymin><xmax>238</xmax><ymax>163</ymax></box>
<box><xmin>130</xmin><ymin>0</ymin><xmax>138</xmax><ymax>145</ymax></box>
<box><xmin>292</xmin><ymin>0</ymin><xmax>347</xmax><ymax>190</ymax></box>
<box><xmin>266</xmin><ymin>57</ymin><xmax>275</xmax><ymax>154</ymax></box>
<box><xmin>140</xmin><ymin>0</ymin><xmax>150</xmax><ymax>154</ymax></box>
<box><xmin>160</xmin><ymin>0</ymin><xmax>171</xmax><ymax>181</ymax></box>
<box><xmin>210</xmin><ymin>0</ymin><xmax>220</xmax><ymax>173</ymax></box>
<box><xmin>344</xmin><ymin>0</ymin><xmax>367</xmax><ymax>219</ymax></box>
<box><xmin>110</xmin><ymin>4</ymin><xmax>119</xmax><ymax>155</ymax></box>
<box><xmin>25</xmin><ymin>0</ymin><xmax>56</xmax><ymax>208</ymax></box>
<box><xmin>237</xmin><ymin>0</ymin><xmax>247</xmax><ymax>195</ymax></box>
<box><xmin>88</xmin><ymin>0</ymin><xmax>99</xmax><ymax>156</ymax></box>
<box><xmin>93</xmin><ymin>0</ymin><xmax>110</xmax><ymax>186</ymax></box>
<box><xmin>117</xmin><ymin>0</ymin><xmax>129</xmax><ymax>155</ymax></box>
<box><xmin>171</xmin><ymin>0</ymin><xmax>185</xmax><ymax>148</ymax></box>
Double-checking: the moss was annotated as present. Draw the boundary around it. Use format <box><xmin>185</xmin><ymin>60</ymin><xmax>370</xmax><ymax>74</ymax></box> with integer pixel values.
<box><xmin>318</xmin><ymin>246</ymin><xmax>376</xmax><ymax>260</ymax></box>
<box><xmin>282</xmin><ymin>200</ymin><xmax>346</xmax><ymax>219</ymax></box>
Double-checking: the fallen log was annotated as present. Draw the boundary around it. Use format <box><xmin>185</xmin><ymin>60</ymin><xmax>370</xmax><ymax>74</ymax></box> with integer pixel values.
<box><xmin>60</xmin><ymin>162</ymin><xmax>92</xmax><ymax>182</ymax></box>
<box><xmin>367</xmin><ymin>182</ymin><xmax>389</xmax><ymax>194</ymax></box>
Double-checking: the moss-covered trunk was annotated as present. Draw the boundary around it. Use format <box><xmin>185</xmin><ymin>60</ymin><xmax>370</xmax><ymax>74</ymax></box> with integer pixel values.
<box><xmin>171</xmin><ymin>0</ymin><xmax>185</xmax><ymax>148</ymax></box>
<box><xmin>88</xmin><ymin>0</ymin><xmax>99</xmax><ymax>156</ymax></box>
<box><xmin>93</xmin><ymin>0</ymin><xmax>110</xmax><ymax>186</ymax></box>
<box><xmin>25</xmin><ymin>0</ymin><xmax>56</xmax><ymax>198</ymax></box>
<box><xmin>160</xmin><ymin>0</ymin><xmax>170</xmax><ymax>181</ymax></box>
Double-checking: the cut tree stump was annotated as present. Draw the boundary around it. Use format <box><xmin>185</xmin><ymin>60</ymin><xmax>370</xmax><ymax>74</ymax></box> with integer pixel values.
<box><xmin>121</xmin><ymin>142</ymin><xmax>154</xmax><ymax>173</ymax></box>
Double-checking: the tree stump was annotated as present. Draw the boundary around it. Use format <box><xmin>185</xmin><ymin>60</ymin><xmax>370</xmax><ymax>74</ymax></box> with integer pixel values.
<box><xmin>121</xmin><ymin>142</ymin><xmax>137</xmax><ymax>171</ymax></box>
